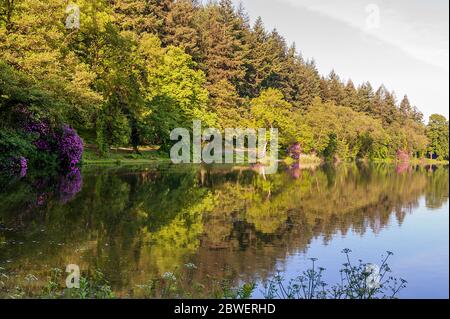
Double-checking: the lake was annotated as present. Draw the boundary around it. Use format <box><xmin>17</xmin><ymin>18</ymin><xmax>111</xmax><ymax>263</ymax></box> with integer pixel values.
<box><xmin>0</xmin><ymin>163</ymin><xmax>448</xmax><ymax>299</ymax></box>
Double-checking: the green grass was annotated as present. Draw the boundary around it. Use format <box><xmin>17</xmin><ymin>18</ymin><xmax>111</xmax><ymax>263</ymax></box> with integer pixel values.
<box><xmin>82</xmin><ymin>148</ymin><xmax>170</xmax><ymax>166</ymax></box>
<box><xmin>371</xmin><ymin>157</ymin><xmax>449</xmax><ymax>165</ymax></box>
<box><xmin>409</xmin><ymin>158</ymin><xmax>449</xmax><ymax>165</ymax></box>
<box><xmin>81</xmin><ymin>145</ymin><xmax>449</xmax><ymax>167</ymax></box>
<box><xmin>283</xmin><ymin>154</ymin><xmax>322</xmax><ymax>166</ymax></box>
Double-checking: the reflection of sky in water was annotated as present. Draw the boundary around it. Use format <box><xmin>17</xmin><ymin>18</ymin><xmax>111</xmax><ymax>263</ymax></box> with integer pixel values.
<box><xmin>1</xmin><ymin>164</ymin><xmax>448</xmax><ymax>299</ymax></box>
<box><xmin>254</xmin><ymin>197</ymin><xmax>449</xmax><ymax>299</ymax></box>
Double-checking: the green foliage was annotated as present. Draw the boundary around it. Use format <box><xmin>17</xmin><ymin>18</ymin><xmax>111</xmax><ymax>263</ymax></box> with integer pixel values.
<box><xmin>41</xmin><ymin>269</ymin><xmax>115</xmax><ymax>299</ymax></box>
<box><xmin>0</xmin><ymin>129</ymin><xmax>35</xmax><ymax>166</ymax></box>
<box><xmin>164</xmin><ymin>0</ymin><xmax>203</xmax><ymax>61</ymax></box>
<box><xmin>96</xmin><ymin>106</ymin><xmax>132</xmax><ymax>154</ymax></box>
<box><xmin>208</xmin><ymin>79</ymin><xmax>244</xmax><ymax>130</ymax></box>
<box><xmin>138</xmin><ymin>35</ymin><xmax>214</xmax><ymax>148</ymax></box>
<box><xmin>0</xmin><ymin>0</ymin><xmax>102</xmax><ymax>127</ymax></box>
<box><xmin>263</xmin><ymin>250</ymin><xmax>407</xmax><ymax>299</ymax></box>
<box><xmin>0</xmin><ymin>0</ymin><xmax>447</xmax><ymax>162</ymax></box>
<box><xmin>427</xmin><ymin>114</ymin><xmax>449</xmax><ymax>160</ymax></box>
<box><xmin>198</xmin><ymin>1</ymin><xmax>246</xmax><ymax>87</ymax></box>
<box><xmin>300</xmin><ymin>98</ymin><xmax>387</xmax><ymax>161</ymax></box>
<box><xmin>0</xmin><ymin>251</ymin><xmax>406</xmax><ymax>299</ymax></box>
<box><xmin>0</xmin><ymin>62</ymin><xmax>72</xmax><ymax>171</ymax></box>
<box><xmin>111</xmin><ymin>0</ymin><xmax>172</xmax><ymax>35</ymax></box>
<box><xmin>250</xmin><ymin>88</ymin><xmax>296</xmax><ymax>146</ymax></box>
<box><xmin>0</xmin><ymin>61</ymin><xmax>63</xmax><ymax>123</ymax></box>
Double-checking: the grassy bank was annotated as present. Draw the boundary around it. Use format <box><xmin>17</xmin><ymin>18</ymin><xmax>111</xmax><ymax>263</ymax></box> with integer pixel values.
<box><xmin>82</xmin><ymin>145</ymin><xmax>448</xmax><ymax>167</ymax></box>
<box><xmin>82</xmin><ymin>147</ymin><xmax>170</xmax><ymax>166</ymax></box>
<box><xmin>371</xmin><ymin>158</ymin><xmax>449</xmax><ymax>165</ymax></box>
<box><xmin>409</xmin><ymin>158</ymin><xmax>449</xmax><ymax>165</ymax></box>
<box><xmin>283</xmin><ymin>154</ymin><xmax>323</xmax><ymax>165</ymax></box>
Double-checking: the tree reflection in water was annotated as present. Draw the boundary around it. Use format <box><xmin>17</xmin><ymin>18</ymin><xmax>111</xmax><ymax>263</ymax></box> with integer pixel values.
<box><xmin>0</xmin><ymin>163</ymin><xmax>448</xmax><ymax>297</ymax></box>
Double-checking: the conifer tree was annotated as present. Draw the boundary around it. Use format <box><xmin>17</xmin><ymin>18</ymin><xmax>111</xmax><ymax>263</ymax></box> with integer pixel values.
<box><xmin>356</xmin><ymin>82</ymin><xmax>375</xmax><ymax>114</ymax></box>
<box><xmin>208</xmin><ymin>79</ymin><xmax>245</xmax><ymax>130</ymax></box>
<box><xmin>399</xmin><ymin>95</ymin><xmax>412</xmax><ymax>115</ymax></box>
<box><xmin>197</xmin><ymin>2</ymin><xmax>245</xmax><ymax>87</ymax></box>
<box><xmin>372</xmin><ymin>85</ymin><xmax>399</xmax><ymax>125</ymax></box>
<box><xmin>261</xmin><ymin>29</ymin><xmax>288</xmax><ymax>90</ymax></box>
<box><xmin>110</xmin><ymin>0</ymin><xmax>173</xmax><ymax>36</ymax></box>
<box><xmin>0</xmin><ymin>0</ymin><xmax>15</xmax><ymax>31</ymax></box>
<box><xmin>342</xmin><ymin>80</ymin><xmax>359</xmax><ymax>111</ymax></box>
<box><xmin>411</xmin><ymin>106</ymin><xmax>424</xmax><ymax>123</ymax></box>
<box><xmin>383</xmin><ymin>90</ymin><xmax>398</xmax><ymax>125</ymax></box>
<box><xmin>242</xmin><ymin>16</ymin><xmax>270</xmax><ymax>98</ymax></box>
<box><xmin>165</xmin><ymin>0</ymin><xmax>202</xmax><ymax>61</ymax></box>
<box><xmin>325</xmin><ymin>70</ymin><xmax>345</xmax><ymax>105</ymax></box>
<box><xmin>297</xmin><ymin>59</ymin><xmax>321</xmax><ymax>110</ymax></box>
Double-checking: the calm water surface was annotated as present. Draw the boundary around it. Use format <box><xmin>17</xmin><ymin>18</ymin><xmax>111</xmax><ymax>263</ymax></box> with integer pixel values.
<box><xmin>0</xmin><ymin>163</ymin><xmax>448</xmax><ymax>298</ymax></box>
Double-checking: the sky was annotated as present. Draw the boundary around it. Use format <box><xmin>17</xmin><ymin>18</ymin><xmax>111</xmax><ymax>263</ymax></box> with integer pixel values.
<box><xmin>230</xmin><ymin>0</ymin><xmax>449</xmax><ymax>120</ymax></box>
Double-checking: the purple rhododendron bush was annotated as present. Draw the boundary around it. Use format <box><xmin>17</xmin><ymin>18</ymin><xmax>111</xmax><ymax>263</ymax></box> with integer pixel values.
<box><xmin>287</xmin><ymin>143</ymin><xmax>302</xmax><ymax>160</ymax></box>
<box><xmin>59</xmin><ymin>168</ymin><xmax>83</xmax><ymax>204</ymax></box>
<box><xmin>0</xmin><ymin>107</ymin><xmax>83</xmax><ymax>178</ymax></box>
<box><xmin>57</xmin><ymin>125</ymin><xmax>84</xmax><ymax>171</ymax></box>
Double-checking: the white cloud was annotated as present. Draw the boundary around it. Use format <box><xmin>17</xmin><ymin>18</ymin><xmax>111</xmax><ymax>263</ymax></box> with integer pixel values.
<box><xmin>232</xmin><ymin>0</ymin><xmax>449</xmax><ymax>118</ymax></box>
<box><xmin>280</xmin><ymin>0</ymin><xmax>449</xmax><ymax>70</ymax></box>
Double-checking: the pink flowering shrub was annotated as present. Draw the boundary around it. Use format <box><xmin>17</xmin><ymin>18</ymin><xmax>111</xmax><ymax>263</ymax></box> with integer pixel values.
<box><xmin>287</xmin><ymin>143</ymin><xmax>302</xmax><ymax>160</ymax></box>
<box><xmin>396</xmin><ymin>150</ymin><xmax>410</xmax><ymax>163</ymax></box>
<box><xmin>18</xmin><ymin>156</ymin><xmax>27</xmax><ymax>177</ymax></box>
<box><xmin>288</xmin><ymin>162</ymin><xmax>301</xmax><ymax>179</ymax></box>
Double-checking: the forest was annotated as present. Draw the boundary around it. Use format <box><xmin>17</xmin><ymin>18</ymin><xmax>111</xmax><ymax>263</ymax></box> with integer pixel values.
<box><xmin>0</xmin><ymin>0</ymin><xmax>449</xmax><ymax>176</ymax></box>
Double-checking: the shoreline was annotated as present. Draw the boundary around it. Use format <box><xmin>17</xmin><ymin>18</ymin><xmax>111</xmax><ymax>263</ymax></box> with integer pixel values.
<box><xmin>82</xmin><ymin>154</ymin><xmax>449</xmax><ymax>167</ymax></box>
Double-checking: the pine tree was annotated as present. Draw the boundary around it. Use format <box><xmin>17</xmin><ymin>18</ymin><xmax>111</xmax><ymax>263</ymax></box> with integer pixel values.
<box><xmin>356</xmin><ymin>82</ymin><xmax>375</xmax><ymax>114</ymax></box>
<box><xmin>110</xmin><ymin>0</ymin><xmax>173</xmax><ymax>36</ymax></box>
<box><xmin>226</xmin><ymin>0</ymin><xmax>252</xmax><ymax>97</ymax></box>
<box><xmin>278</xmin><ymin>44</ymin><xmax>300</xmax><ymax>108</ymax></box>
<box><xmin>399</xmin><ymin>95</ymin><xmax>412</xmax><ymax>115</ymax></box>
<box><xmin>242</xmin><ymin>16</ymin><xmax>269</xmax><ymax>98</ymax></box>
<box><xmin>342</xmin><ymin>80</ymin><xmax>359</xmax><ymax>111</ymax></box>
<box><xmin>164</xmin><ymin>0</ymin><xmax>202</xmax><ymax>61</ymax></box>
<box><xmin>274</xmin><ymin>46</ymin><xmax>320</xmax><ymax>110</ymax></box>
<box><xmin>383</xmin><ymin>89</ymin><xmax>399</xmax><ymax>125</ymax></box>
<box><xmin>208</xmin><ymin>79</ymin><xmax>244</xmax><ymax>130</ymax></box>
<box><xmin>298</xmin><ymin>59</ymin><xmax>321</xmax><ymax>109</ymax></box>
<box><xmin>411</xmin><ymin>106</ymin><xmax>424</xmax><ymax>123</ymax></box>
<box><xmin>371</xmin><ymin>86</ymin><xmax>401</xmax><ymax>126</ymax></box>
<box><xmin>197</xmin><ymin>3</ymin><xmax>245</xmax><ymax>86</ymax></box>
<box><xmin>325</xmin><ymin>70</ymin><xmax>345</xmax><ymax>105</ymax></box>
<box><xmin>399</xmin><ymin>94</ymin><xmax>413</xmax><ymax>123</ymax></box>
<box><xmin>0</xmin><ymin>0</ymin><xmax>15</xmax><ymax>32</ymax></box>
<box><xmin>319</xmin><ymin>76</ymin><xmax>330</xmax><ymax>103</ymax></box>
<box><xmin>261</xmin><ymin>29</ymin><xmax>288</xmax><ymax>90</ymax></box>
